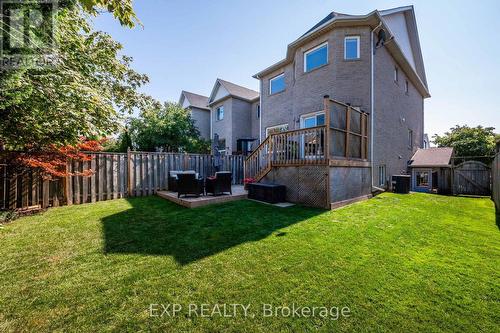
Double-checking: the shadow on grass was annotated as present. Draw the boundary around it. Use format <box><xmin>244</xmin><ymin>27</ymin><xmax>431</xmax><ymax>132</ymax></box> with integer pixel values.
<box><xmin>496</xmin><ymin>212</ymin><xmax>500</xmax><ymax>231</ymax></box>
<box><xmin>101</xmin><ymin>196</ymin><xmax>324</xmax><ymax>265</ymax></box>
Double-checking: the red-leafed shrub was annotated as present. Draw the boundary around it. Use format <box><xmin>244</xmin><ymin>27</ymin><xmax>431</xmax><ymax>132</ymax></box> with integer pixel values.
<box><xmin>4</xmin><ymin>138</ymin><xmax>105</xmax><ymax>179</ymax></box>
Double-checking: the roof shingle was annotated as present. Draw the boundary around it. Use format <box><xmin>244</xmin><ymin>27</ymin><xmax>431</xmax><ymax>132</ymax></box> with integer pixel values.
<box><xmin>182</xmin><ymin>91</ymin><xmax>209</xmax><ymax>110</ymax></box>
<box><xmin>409</xmin><ymin>147</ymin><xmax>453</xmax><ymax>167</ymax></box>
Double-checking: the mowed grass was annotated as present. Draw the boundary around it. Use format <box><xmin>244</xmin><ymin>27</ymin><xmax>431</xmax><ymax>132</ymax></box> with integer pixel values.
<box><xmin>0</xmin><ymin>193</ymin><xmax>498</xmax><ymax>332</ymax></box>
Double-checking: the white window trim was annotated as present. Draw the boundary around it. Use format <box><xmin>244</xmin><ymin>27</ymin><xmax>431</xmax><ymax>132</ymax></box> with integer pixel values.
<box><xmin>269</xmin><ymin>73</ymin><xmax>285</xmax><ymax>95</ymax></box>
<box><xmin>344</xmin><ymin>36</ymin><xmax>360</xmax><ymax>60</ymax></box>
<box><xmin>300</xmin><ymin>111</ymin><xmax>325</xmax><ymax>128</ymax></box>
<box><xmin>265</xmin><ymin>123</ymin><xmax>288</xmax><ymax>137</ymax></box>
<box><xmin>304</xmin><ymin>42</ymin><xmax>328</xmax><ymax>72</ymax></box>
<box><xmin>216</xmin><ymin>106</ymin><xmax>224</xmax><ymax>121</ymax></box>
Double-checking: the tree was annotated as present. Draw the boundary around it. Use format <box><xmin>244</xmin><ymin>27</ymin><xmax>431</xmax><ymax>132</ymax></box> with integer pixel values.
<box><xmin>102</xmin><ymin>127</ymin><xmax>133</xmax><ymax>153</ymax></box>
<box><xmin>433</xmin><ymin>125</ymin><xmax>498</xmax><ymax>162</ymax></box>
<box><xmin>0</xmin><ymin>4</ymin><xmax>150</xmax><ymax>151</ymax></box>
<box><xmin>78</xmin><ymin>0</ymin><xmax>139</xmax><ymax>27</ymax></box>
<box><xmin>129</xmin><ymin>102</ymin><xmax>210</xmax><ymax>153</ymax></box>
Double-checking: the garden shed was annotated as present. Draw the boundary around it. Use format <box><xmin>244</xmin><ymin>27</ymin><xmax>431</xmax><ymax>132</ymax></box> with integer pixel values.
<box><xmin>408</xmin><ymin>147</ymin><xmax>454</xmax><ymax>194</ymax></box>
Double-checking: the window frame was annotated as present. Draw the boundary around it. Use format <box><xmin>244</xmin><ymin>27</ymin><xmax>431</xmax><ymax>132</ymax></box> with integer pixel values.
<box><xmin>216</xmin><ymin>106</ymin><xmax>224</xmax><ymax>121</ymax></box>
<box><xmin>405</xmin><ymin>80</ymin><xmax>409</xmax><ymax>94</ymax></box>
<box><xmin>257</xmin><ymin>104</ymin><xmax>260</xmax><ymax>118</ymax></box>
<box><xmin>416</xmin><ymin>171</ymin><xmax>430</xmax><ymax>187</ymax></box>
<box><xmin>394</xmin><ymin>66</ymin><xmax>399</xmax><ymax>82</ymax></box>
<box><xmin>300</xmin><ymin>111</ymin><xmax>325</xmax><ymax>129</ymax></box>
<box><xmin>269</xmin><ymin>73</ymin><xmax>285</xmax><ymax>95</ymax></box>
<box><xmin>378</xmin><ymin>165</ymin><xmax>386</xmax><ymax>187</ymax></box>
<box><xmin>408</xmin><ymin>129</ymin><xmax>413</xmax><ymax>150</ymax></box>
<box><xmin>304</xmin><ymin>41</ymin><xmax>329</xmax><ymax>73</ymax></box>
<box><xmin>344</xmin><ymin>36</ymin><xmax>360</xmax><ymax>60</ymax></box>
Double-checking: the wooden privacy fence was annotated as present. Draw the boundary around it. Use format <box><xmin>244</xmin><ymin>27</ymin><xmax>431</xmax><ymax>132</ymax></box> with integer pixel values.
<box><xmin>492</xmin><ymin>143</ymin><xmax>500</xmax><ymax>211</ymax></box>
<box><xmin>1</xmin><ymin>151</ymin><xmax>244</xmax><ymax>211</ymax></box>
<box><xmin>452</xmin><ymin>160</ymin><xmax>491</xmax><ymax>196</ymax></box>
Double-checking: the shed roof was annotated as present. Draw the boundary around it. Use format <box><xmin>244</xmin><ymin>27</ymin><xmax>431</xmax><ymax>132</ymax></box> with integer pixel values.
<box><xmin>409</xmin><ymin>147</ymin><xmax>454</xmax><ymax>168</ymax></box>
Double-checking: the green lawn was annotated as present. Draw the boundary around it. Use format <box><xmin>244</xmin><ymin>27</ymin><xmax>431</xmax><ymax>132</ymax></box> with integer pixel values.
<box><xmin>0</xmin><ymin>193</ymin><xmax>498</xmax><ymax>332</ymax></box>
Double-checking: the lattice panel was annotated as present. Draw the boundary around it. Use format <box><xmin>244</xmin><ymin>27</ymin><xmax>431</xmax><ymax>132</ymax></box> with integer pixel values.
<box><xmin>264</xmin><ymin>166</ymin><xmax>328</xmax><ymax>208</ymax></box>
<box><xmin>298</xmin><ymin>167</ymin><xmax>328</xmax><ymax>208</ymax></box>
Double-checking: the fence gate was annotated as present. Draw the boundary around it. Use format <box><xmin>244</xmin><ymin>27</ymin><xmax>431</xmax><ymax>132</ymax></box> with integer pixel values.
<box><xmin>453</xmin><ymin>161</ymin><xmax>491</xmax><ymax>196</ymax></box>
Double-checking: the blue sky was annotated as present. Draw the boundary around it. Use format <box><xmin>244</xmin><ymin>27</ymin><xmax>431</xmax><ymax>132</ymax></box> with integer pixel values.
<box><xmin>92</xmin><ymin>0</ymin><xmax>500</xmax><ymax>138</ymax></box>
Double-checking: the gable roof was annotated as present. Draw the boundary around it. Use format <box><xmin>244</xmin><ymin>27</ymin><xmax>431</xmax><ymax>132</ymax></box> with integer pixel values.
<box><xmin>254</xmin><ymin>6</ymin><xmax>429</xmax><ymax>98</ymax></box>
<box><xmin>208</xmin><ymin>78</ymin><xmax>259</xmax><ymax>105</ymax></box>
<box><xmin>179</xmin><ymin>91</ymin><xmax>210</xmax><ymax>110</ymax></box>
<box><xmin>409</xmin><ymin>148</ymin><xmax>454</xmax><ymax>168</ymax></box>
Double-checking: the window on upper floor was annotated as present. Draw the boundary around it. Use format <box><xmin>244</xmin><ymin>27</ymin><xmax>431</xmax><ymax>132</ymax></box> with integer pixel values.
<box><xmin>408</xmin><ymin>129</ymin><xmax>413</xmax><ymax>150</ymax></box>
<box><xmin>344</xmin><ymin>36</ymin><xmax>360</xmax><ymax>60</ymax></box>
<box><xmin>304</xmin><ymin>42</ymin><xmax>328</xmax><ymax>72</ymax></box>
<box><xmin>216</xmin><ymin>106</ymin><xmax>224</xmax><ymax>121</ymax></box>
<box><xmin>394</xmin><ymin>66</ymin><xmax>399</xmax><ymax>82</ymax></box>
<box><xmin>269</xmin><ymin>73</ymin><xmax>285</xmax><ymax>95</ymax></box>
<box><xmin>405</xmin><ymin>80</ymin><xmax>409</xmax><ymax>94</ymax></box>
<box><xmin>257</xmin><ymin>104</ymin><xmax>260</xmax><ymax>118</ymax></box>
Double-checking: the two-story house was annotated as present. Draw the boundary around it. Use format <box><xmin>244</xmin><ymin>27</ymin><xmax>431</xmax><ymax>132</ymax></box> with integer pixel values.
<box><xmin>179</xmin><ymin>91</ymin><xmax>211</xmax><ymax>140</ymax></box>
<box><xmin>208</xmin><ymin>78</ymin><xmax>260</xmax><ymax>155</ymax></box>
<box><xmin>253</xmin><ymin>5</ymin><xmax>430</xmax><ymax>188</ymax></box>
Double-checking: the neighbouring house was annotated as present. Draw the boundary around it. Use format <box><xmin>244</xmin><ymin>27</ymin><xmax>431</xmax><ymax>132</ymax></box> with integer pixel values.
<box><xmin>408</xmin><ymin>147</ymin><xmax>454</xmax><ymax>194</ymax></box>
<box><xmin>179</xmin><ymin>91</ymin><xmax>211</xmax><ymax>140</ymax></box>
<box><xmin>208</xmin><ymin>78</ymin><xmax>260</xmax><ymax>155</ymax></box>
<box><xmin>244</xmin><ymin>5</ymin><xmax>430</xmax><ymax>208</ymax></box>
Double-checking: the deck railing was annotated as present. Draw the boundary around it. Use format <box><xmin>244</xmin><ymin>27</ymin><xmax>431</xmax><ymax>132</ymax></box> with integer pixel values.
<box><xmin>244</xmin><ymin>96</ymin><xmax>369</xmax><ymax>181</ymax></box>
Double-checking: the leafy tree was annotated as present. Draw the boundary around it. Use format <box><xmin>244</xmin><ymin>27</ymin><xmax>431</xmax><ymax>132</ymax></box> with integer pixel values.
<box><xmin>433</xmin><ymin>125</ymin><xmax>498</xmax><ymax>162</ymax></box>
<box><xmin>0</xmin><ymin>4</ymin><xmax>150</xmax><ymax>151</ymax></box>
<box><xmin>102</xmin><ymin>127</ymin><xmax>133</xmax><ymax>152</ymax></box>
<box><xmin>129</xmin><ymin>102</ymin><xmax>210</xmax><ymax>153</ymax></box>
<box><xmin>77</xmin><ymin>0</ymin><xmax>139</xmax><ymax>27</ymax></box>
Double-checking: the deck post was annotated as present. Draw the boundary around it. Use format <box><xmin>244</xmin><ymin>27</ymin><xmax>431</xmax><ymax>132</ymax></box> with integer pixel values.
<box><xmin>323</xmin><ymin>95</ymin><xmax>330</xmax><ymax>161</ymax></box>
<box><xmin>323</xmin><ymin>95</ymin><xmax>331</xmax><ymax>209</ymax></box>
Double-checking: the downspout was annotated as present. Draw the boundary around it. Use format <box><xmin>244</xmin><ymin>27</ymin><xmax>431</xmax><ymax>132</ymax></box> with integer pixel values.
<box><xmin>259</xmin><ymin>77</ymin><xmax>262</xmax><ymax>143</ymax></box>
<box><xmin>370</xmin><ymin>21</ymin><xmax>382</xmax><ymax>187</ymax></box>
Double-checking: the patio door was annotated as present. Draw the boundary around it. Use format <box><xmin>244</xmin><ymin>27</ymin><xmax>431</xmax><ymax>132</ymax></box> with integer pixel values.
<box><xmin>300</xmin><ymin>112</ymin><xmax>325</xmax><ymax>158</ymax></box>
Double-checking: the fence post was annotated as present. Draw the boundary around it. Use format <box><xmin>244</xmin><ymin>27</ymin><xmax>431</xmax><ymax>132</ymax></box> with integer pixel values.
<box><xmin>127</xmin><ymin>148</ymin><xmax>132</xmax><ymax>197</ymax></box>
<box><xmin>8</xmin><ymin>173</ymin><xmax>17</xmax><ymax>210</ymax></box>
<box><xmin>42</xmin><ymin>179</ymin><xmax>50</xmax><ymax>208</ymax></box>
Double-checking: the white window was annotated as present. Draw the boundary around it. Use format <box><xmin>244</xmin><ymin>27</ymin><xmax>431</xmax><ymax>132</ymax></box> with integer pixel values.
<box><xmin>216</xmin><ymin>106</ymin><xmax>224</xmax><ymax>121</ymax></box>
<box><xmin>269</xmin><ymin>73</ymin><xmax>285</xmax><ymax>95</ymax></box>
<box><xmin>300</xmin><ymin>111</ymin><xmax>325</xmax><ymax>128</ymax></box>
<box><xmin>378</xmin><ymin>165</ymin><xmax>386</xmax><ymax>187</ymax></box>
<box><xmin>405</xmin><ymin>80</ymin><xmax>409</xmax><ymax>93</ymax></box>
<box><xmin>266</xmin><ymin>124</ymin><xmax>289</xmax><ymax>137</ymax></box>
<box><xmin>408</xmin><ymin>129</ymin><xmax>413</xmax><ymax>149</ymax></box>
<box><xmin>394</xmin><ymin>67</ymin><xmax>399</xmax><ymax>82</ymax></box>
<box><xmin>416</xmin><ymin>171</ymin><xmax>429</xmax><ymax>187</ymax></box>
<box><xmin>304</xmin><ymin>42</ymin><xmax>328</xmax><ymax>72</ymax></box>
<box><xmin>344</xmin><ymin>36</ymin><xmax>360</xmax><ymax>60</ymax></box>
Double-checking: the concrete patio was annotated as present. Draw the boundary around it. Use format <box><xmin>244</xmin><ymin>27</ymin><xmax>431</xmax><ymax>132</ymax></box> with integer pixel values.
<box><xmin>157</xmin><ymin>185</ymin><xmax>247</xmax><ymax>208</ymax></box>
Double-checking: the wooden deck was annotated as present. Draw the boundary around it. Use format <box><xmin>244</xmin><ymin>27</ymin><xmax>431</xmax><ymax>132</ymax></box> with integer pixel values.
<box><xmin>157</xmin><ymin>185</ymin><xmax>247</xmax><ymax>208</ymax></box>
